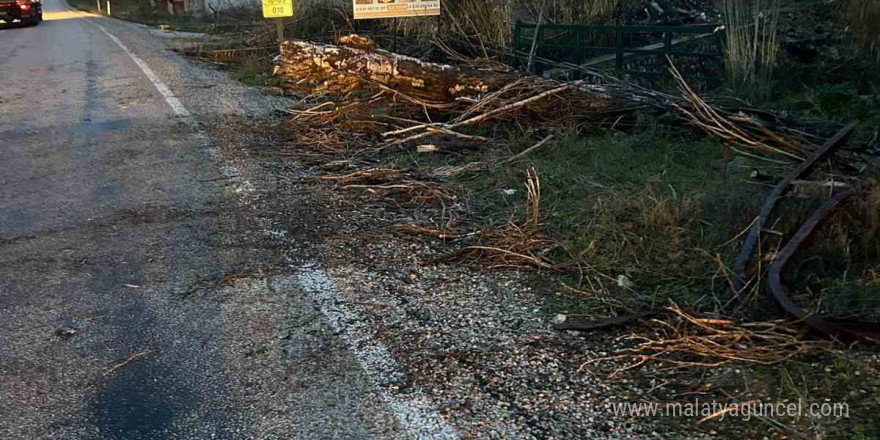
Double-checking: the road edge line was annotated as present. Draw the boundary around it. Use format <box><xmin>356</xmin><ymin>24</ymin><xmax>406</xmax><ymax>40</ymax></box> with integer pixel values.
<box><xmin>92</xmin><ymin>23</ymin><xmax>190</xmax><ymax>117</ymax></box>
<box><xmin>295</xmin><ymin>269</ymin><xmax>460</xmax><ymax>440</ymax></box>
<box><xmin>83</xmin><ymin>17</ymin><xmax>459</xmax><ymax>439</ymax></box>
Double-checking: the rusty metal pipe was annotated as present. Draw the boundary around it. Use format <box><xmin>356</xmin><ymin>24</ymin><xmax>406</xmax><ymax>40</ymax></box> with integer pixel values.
<box><xmin>767</xmin><ymin>189</ymin><xmax>880</xmax><ymax>341</ymax></box>
<box><xmin>732</xmin><ymin>122</ymin><xmax>857</xmax><ymax>301</ymax></box>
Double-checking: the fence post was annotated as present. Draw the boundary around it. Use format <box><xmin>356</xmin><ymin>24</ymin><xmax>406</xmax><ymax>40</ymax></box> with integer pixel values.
<box><xmin>527</xmin><ymin>7</ymin><xmax>545</xmax><ymax>74</ymax></box>
<box><xmin>513</xmin><ymin>21</ymin><xmax>520</xmax><ymax>48</ymax></box>
<box><xmin>615</xmin><ymin>27</ymin><xmax>623</xmax><ymax>70</ymax></box>
<box><xmin>664</xmin><ymin>31</ymin><xmax>672</xmax><ymax>55</ymax></box>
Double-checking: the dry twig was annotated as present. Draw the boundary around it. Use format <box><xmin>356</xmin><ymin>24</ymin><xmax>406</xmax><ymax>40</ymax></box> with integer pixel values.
<box><xmin>580</xmin><ymin>305</ymin><xmax>831</xmax><ymax>378</ymax></box>
<box><xmin>105</xmin><ymin>349</ymin><xmax>158</xmax><ymax>375</ymax></box>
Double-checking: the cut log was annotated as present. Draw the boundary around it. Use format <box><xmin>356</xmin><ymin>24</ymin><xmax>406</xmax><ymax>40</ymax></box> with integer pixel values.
<box><xmin>275</xmin><ymin>35</ymin><xmax>513</xmax><ymax>102</ymax></box>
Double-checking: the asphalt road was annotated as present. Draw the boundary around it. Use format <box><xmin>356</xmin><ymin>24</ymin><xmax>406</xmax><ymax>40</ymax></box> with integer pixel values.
<box><xmin>0</xmin><ymin>2</ymin><xmax>408</xmax><ymax>439</ymax></box>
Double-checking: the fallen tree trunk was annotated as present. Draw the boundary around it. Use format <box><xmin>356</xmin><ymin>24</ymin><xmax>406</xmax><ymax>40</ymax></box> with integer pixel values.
<box><xmin>275</xmin><ymin>35</ymin><xmax>513</xmax><ymax>102</ymax></box>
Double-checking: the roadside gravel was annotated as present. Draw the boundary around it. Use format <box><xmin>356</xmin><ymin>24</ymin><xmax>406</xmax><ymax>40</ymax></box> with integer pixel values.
<box><xmin>104</xmin><ymin>17</ymin><xmax>697</xmax><ymax>439</ymax></box>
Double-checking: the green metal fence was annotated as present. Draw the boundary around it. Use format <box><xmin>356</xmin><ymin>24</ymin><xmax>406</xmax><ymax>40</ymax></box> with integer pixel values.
<box><xmin>513</xmin><ymin>22</ymin><xmax>724</xmax><ymax>86</ymax></box>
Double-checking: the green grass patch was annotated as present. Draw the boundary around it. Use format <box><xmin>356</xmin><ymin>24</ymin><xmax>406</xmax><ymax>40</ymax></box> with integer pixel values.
<box><xmin>775</xmin><ymin>83</ymin><xmax>880</xmax><ymax>125</ymax></box>
<box><xmin>456</xmin><ymin>128</ymin><xmax>767</xmax><ymax>315</ymax></box>
<box><xmin>230</xmin><ymin>54</ymin><xmax>275</xmax><ymax>87</ymax></box>
<box><xmin>435</xmin><ymin>124</ymin><xmax>880</xmax><ymax>321</ymax></box>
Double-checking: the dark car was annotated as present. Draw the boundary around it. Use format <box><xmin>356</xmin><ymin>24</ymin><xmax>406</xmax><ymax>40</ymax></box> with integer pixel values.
<box><xmin>0</xmin><ymin>0</ymin><xmax>42</xmax><ymax>26</ymax></box>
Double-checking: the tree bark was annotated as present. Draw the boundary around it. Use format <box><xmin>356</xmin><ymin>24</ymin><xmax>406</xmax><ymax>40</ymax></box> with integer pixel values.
<box><xmin>275</xmin><ymin>35</ymin><xmax>512</xmax><ymax>102</ymax></box>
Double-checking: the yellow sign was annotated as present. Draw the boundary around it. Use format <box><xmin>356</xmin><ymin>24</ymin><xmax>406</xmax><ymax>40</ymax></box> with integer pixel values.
<box><xmin>262</xmin><ymin>0</ymin><xmax>293</xmax><ymax>18</ymax></box>
<box><xmin>353</xmin><ymin>0</ymin><xmax>439</xmax><ymax>19</ymax></box>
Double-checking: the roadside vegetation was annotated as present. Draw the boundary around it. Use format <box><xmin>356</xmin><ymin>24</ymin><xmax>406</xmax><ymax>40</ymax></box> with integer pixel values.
<box><xmin>66</xmin><ymin>0</ymin><xmax>283</xmax><ymax>83</ymax></box>
<box><xmin>66</xmin><ymin>0</ymin><xmax>259</xmax><ymax>33</ymax></box>
<box><xmin>165</xmin><ymin>0</ymin><xmax>880</xmax><ymax>437</ymax></box>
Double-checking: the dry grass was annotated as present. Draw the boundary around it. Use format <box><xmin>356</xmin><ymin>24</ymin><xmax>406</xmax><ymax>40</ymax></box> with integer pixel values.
<box><xmin>441</xmin><ymin>0</ymin><xmax>514</xmax><ymax>47</ymax></box>
<box><xmin>273</xmin><ymin>0</ymin><xmax>631</xmax><ymax>53</ymax></box>
<box><xmin>562</xmin><ymin>182</ymin><xmax>716</xmax><ymax>302</ymax></box>
<box><xmin>580</xmin><ymin>304</ymin><xmax>833</xmax><ymax>377</ymax></box>
<box><xmin>541</xmin><ymin>0</ymin><xmax>621</xmax><ymax>25</ymax></box>
<box><xmin>291</xmin><ymin>0</ymin><xmax>352</xmax><ymax>37</ymax></box>
<box><xmin>315</xmin><ymin>167</ymin><xmax>459</xmax><ymax>208</ymax></box>
<box><xmin>721</xmin><ymin>0</ymin><xmax>781</xmax><ymax>102</ymax></box>
<box><xmin>820</xmin><ymin>180</ymin><xmax>880</xmax><ymax>264</ymax></box>
<box><xmin>384</xmin><ymin>0</ymin><xmax>625</xmax><ymax>50</ymax></box>
<box><xmin>444</xmin><ymin>168</ymin><xmax>573</xmax><ymax>271</ymax></box>
<box><xmin>783</xmin><ymin>180</ymin><xmax>880</xmax><ymax>322</ymax></box>
<box><xmin>844</xmin><ymin>0</ymin><xmax>880</xmax><ymax>63</ymax></box>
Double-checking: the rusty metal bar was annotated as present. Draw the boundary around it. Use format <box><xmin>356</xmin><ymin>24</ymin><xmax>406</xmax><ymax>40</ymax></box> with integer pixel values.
<box><xmin>552</xmin><ymin>312</ymin><xmax>655</xmax><ymax>332</ymax></box>
<box><xmin>767</xmin><ymin>189</ymin><xmax>880</xmax><ymax>341</ymax></box>
<box><xmin>731</xmin><ymin>122</ymin><xmax>857</xmax><ymax>302</ymax></box>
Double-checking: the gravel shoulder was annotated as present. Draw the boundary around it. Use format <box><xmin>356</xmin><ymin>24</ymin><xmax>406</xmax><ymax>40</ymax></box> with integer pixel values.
<box><xmin>113</xmin><ymin>9</ymin><xmax>880</xmax><ymax>440</ymax></box>
<box><xmin>77</xmin><ymin>10</ymin><xmax>705</xmax><ymax>440</ymax></box>
<box><xmin>99</xmin><ymin>22</ymin><xmax>681</xmax><ymax>440</ymax></box>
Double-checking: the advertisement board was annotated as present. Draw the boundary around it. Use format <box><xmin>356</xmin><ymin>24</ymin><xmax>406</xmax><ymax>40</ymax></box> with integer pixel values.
<box><xmin>353</xmin><ymin>0</ymin><xmax>440</xmax><ymax>19</ymax></box>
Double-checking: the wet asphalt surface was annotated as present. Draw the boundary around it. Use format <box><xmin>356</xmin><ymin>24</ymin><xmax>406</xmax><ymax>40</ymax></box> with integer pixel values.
<box><xmin>0</xmin><ymin>2</ymin><xmax>405</xmax><ymax>439</ymax></box>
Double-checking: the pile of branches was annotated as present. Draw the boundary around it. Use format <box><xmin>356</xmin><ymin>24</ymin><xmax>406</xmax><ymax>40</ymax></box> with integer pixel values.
<box><xmin>275</xmin><ymin>34</ymin><xmax>653</xmax><ymax>163</ymax></box>
<box><xmin>275</xmin><ymin>35</ymin><xmax>874</xmax><ymax>283</ymax></box>
<box><xmin>283</xmin><ymin>92</ymin><xmax>393</xmax><ymax>159</ymax></box>
<box><xmin>379</xmin><ymin>78</ymin><xmax>616</xmax><ymax>150</ymax></box>
<box><xmin>277</xmin><ymin>36</ymin><xmax>867</xmax><ymax>168</ymax></box>
<box><xmin>581</xmin><ymin>304</ymin><xmax>833</xmax><ymax>378</ymax></box>
<box><xmin>668</xmin><ymin>62</ymin><xmax>876</xmax><ymax>169</ymax></box>
<box><xmin>282</xmin><ymin>76</ymin><xmax>628</xmax><ymax>167</ymax></box>
<box><xmin>672</xmin><ymin>66</ymin><xmax>808</xmax><ymax>163</ymax></box>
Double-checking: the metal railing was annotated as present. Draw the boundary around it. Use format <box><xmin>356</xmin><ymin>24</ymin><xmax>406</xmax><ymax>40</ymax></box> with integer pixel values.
<box><xmin>513</xmin><ymin>22</ymin><xmax>724</xmax><ymax>85</ymax></box>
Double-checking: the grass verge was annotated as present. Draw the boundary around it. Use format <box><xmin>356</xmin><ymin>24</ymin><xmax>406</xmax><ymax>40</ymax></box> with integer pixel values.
<box><xmin>455</xmin><ymin>128</ymin><xmax>762</xmax><ymax>315</ymax></box>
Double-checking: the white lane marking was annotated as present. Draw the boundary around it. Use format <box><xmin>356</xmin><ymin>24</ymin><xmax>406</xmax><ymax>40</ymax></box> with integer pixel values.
<box><xmin>93</xmin><ymin>24</ymin><xmax>190</xmax><ymax>117</ymax></box>
<box><xmin>297</xmin><ymin>270</ymin><xmax>459</xmax><ymax>440</ymax></box>
<box><xmin>88</xmin><ymin>18</ymin><xmax>459</xmax><ymax>439</ymax></box>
